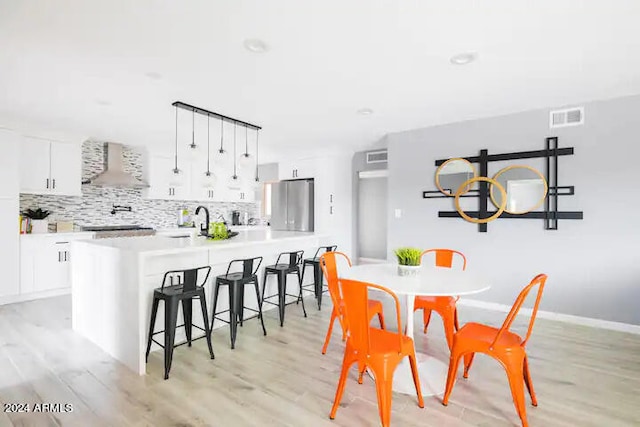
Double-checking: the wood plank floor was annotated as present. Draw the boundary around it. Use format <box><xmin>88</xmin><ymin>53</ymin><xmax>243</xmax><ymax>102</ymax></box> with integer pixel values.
<box><xmin>0</xmin><ymin>295</ymin><xmax>638</xmax><ymax>427</ymax></box>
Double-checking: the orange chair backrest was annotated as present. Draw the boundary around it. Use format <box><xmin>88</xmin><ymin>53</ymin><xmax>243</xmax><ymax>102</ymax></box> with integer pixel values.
<box><xmin>338</xmin><ymin>279</ymin><xmax>404</xmax><ymax>353</ymax></box>
<box><xmin>492</xmin><ymin>273</ymin><xmax>548</xmax><ymax>349</ymax></box>
<box><xmin>319</xmin><ymin>252</ymin><xmax>352</xmax><ymax>328</ymax></box>
<box><xmin>421</xmin><ymin>249</ymin><xmax>467</xmax><ymax>270</ymax></box>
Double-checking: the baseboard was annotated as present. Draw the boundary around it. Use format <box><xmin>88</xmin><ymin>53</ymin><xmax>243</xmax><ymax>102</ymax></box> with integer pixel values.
<box><xmin>457</xmin><ymin>298</ymin><xmax>640</xmax><ymax>335</ymax></box>
<box><xmin>0</xmin><ymin>288</ymin><xmax>71</xmax><ymax>306</ymax></box>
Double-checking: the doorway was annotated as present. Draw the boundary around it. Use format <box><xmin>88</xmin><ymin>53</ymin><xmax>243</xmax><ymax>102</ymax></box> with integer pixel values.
<box><xmin>357</xmin><ymin>170</ymin><xmax>388</xmax><ymax>263</ymax></box>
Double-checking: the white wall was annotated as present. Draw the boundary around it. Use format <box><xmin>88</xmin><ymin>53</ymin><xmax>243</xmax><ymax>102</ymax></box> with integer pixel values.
<box><xmin>387</xmin><ymin>94</ymin><xmax>640</xmax><ymax>325</ymax></box>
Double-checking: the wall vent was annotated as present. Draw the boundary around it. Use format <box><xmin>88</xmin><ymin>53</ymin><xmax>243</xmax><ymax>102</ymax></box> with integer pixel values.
<box><xmin>549</xmin><ymin>107</ymin><xmax>584</xmax><ymax>128</ymax></box>
<box><xmin>366</xmin><ymin>150</ymin><xmax>388</xmax><ymax>164</ymax></box>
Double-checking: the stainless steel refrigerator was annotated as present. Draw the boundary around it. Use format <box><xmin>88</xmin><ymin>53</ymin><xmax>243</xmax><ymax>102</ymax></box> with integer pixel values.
<box><xmin>270</xmin><ymin>179</ymin><xmax>314</xmax><ymax>231</ymax></box>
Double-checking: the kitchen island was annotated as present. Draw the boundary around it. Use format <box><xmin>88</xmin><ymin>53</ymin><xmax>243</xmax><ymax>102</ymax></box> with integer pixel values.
<box><xmin>71</xmin><ymin>230</ymin><xmax>327</xmax><ymax>375</ymax></box>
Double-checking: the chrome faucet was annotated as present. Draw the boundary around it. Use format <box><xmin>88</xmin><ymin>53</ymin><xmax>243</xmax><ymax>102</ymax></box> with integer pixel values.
<box><xmin>195</xmin><ymin>206</ymin><xmax>210</xmax><ymax>236</ymax></box>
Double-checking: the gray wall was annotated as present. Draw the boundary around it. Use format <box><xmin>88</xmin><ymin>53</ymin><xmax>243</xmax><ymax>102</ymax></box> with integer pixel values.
<box><xmin>387</xmin><ymin>94</ymin><xmax>640</xmax><ymax>325</ymax></box>
<box><xmin>358</xmin><ymin>177</ymin><xmax>388</xmax><ymax>259</ymax></box>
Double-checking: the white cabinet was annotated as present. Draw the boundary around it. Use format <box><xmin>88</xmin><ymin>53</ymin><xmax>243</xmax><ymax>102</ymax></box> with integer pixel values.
<box><xmin>278</xmin><ymin>158</ymin><xmax>316</xmax><ymax>180</ymax></box>
<box><xmin>20</xmin><ymin>137</ymin><xmax>81</xmax><ymax>196</ymax></box>
<box><xmin>146</xmin><ymin>156</ymin><xmax>191</xmax><ymax>200</ymax></box>
<box><xmin>0</xmin><ymin>129</ymin><xmax>20</xmax><ymax>199</ymax></box>
<box><xmin>0</xmin><ymin>199</ymin><xmax>19</xmax><ymax>297</ymax></box>
<box><xmin>20</xmin><ymin>233</ymin><xmax>94</xmax><ymax>295</ymax></box>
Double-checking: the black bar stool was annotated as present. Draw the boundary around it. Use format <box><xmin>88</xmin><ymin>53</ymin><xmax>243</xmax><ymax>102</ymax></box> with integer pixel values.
<box><xmin>211</xmin><ymin>257</ymin><xmax>267</xmax><ymax>349</ymax></box>
<box><xmin>262</xmin><ymin>251</ymin><xmax>307</xmax><ymax>326</ymax></box>
<box><xmin>299</xmin><ymin>245</ymin><xmax>337</xmax><ymax>310</ymax></box>
<box><xmin>145</xmin><ymin>266</ymin><xmax>215</xmax><ymax>380</ymax></box>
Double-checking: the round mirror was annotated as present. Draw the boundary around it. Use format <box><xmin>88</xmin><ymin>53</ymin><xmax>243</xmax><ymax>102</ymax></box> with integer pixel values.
<box><xmin>490</xmin><ymin>165</ymin><xmax>548</xmax><ymax>214</ymax></box>
<box><xmin>435</xmin><ymin>158</ymin><xmax>476</xmax><ymax>196</ymax></box>
<box><xmin>455</xmin><ymin>177</ymin><xmax>507</xmax><ymax>224</ymax></box>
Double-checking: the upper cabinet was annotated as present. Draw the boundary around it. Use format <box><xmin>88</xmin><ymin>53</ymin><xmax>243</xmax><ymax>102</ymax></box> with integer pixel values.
<box><xmin>0</xmin><ymin>129</ymin><xmax>20</xmax><ymax>199</ymax></box>
<box><xmin>145</xmin><ymin>155</ymin><xmax>192</xmax><ymax>200</ymax></box>
<box><xmin>278</xmin><ymin>158</ymin><xmax>317</xmax><ymax>180</ymax></box>
<box><xmin>20</xmin><ymin>137</ymin><xmax>82</xmax><ymax>196</ymax></box>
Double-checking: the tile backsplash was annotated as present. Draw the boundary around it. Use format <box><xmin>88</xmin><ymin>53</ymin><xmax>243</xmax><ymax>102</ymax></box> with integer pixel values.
<box><xmin>20</xmin><ymin>141</ymin><xmax>259</xmax><ymax>229</ymax></box>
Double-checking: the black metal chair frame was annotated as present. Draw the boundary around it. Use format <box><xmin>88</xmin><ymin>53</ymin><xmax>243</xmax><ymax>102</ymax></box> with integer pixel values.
<box><xmin>211</xmin><ymin>256</ymin><xmax>267</xmax><ymax>349</ymax></box>
<box><xmin>299</xmin><ymin>245</ymin><xmax>337</xmax><ymax>310</ymax></box>
<box><xmin>145</xmin><ymin>266</ymin><xmax>215</xmax><ymax>380</ymax></box>
<box><xmin>262</xmin><ymin>250</ymin><xmax>307</xmax><ymax>326</ymax></box>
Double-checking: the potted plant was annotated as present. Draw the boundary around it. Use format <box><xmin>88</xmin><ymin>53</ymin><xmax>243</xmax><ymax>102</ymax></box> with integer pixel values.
<box><xmin>394</xmin><ymin>247</ymin><xmax>423</xmax><ymax>277</ymax></box>
<box><xmin>22</xmin><ymin>208</ymin><xmax>52</xmax><ymax>234</ymax></box>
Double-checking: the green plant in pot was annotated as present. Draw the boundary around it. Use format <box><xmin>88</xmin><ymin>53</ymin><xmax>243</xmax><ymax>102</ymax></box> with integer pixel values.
<box><xmin>22</xmin><ymin>208</ymin><xmax>52</xmax><ymax>234</ymax></box>
<box><xmin>394</xmin><ymin>247</ymin><xmax>423</xmax><ymax>277</ymax></box>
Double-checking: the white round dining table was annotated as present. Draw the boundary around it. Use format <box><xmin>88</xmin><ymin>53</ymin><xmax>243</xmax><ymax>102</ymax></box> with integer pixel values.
<box><xmin>340</xmin><ymin>263</ymin><xmax>490</xmax><ymax>397</ymax></box>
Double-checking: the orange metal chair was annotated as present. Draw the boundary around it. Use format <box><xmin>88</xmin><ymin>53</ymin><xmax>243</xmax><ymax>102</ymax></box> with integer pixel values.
<box><xmin>413</xmin><ymin>249</ymin><xmax>467</xmax><ymax>349</ymax></box>
<box><xmin>330</xmin><ymin>279</ymin><xmax>424</xmax><ymax>427</ymax></box>
<box><xmin>442</xmin><ymin>274</ymin><xmax>548</xmax><ymax>427</ymax></box>
<box><xmin>319</xmin><ymin>252</ymin><xmax>385</xmax><ymax>355</ymax></box>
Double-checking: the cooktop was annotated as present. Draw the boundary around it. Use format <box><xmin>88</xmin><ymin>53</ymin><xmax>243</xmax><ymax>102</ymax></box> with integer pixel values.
<box><xmin>82</xmin><ymin>225</ymin><xmax>154</xmax><ymax>231</ymax></box>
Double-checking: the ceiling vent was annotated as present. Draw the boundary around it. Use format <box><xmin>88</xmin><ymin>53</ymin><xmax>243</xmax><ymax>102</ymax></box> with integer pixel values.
<box><xmin>366</xmin><ymin>150</ymin><xmax>388</xmax><ymax>164</ymax></box>
<box><xmin>549</xmin><ymin>107</ymin><xmax>584</xmax><ymax>128</ymax></box>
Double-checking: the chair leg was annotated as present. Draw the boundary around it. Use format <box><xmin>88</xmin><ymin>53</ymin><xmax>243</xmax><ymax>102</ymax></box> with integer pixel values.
<box><xmin>329</xmin><ymin>349</ymin><xmax>357</xmax><ymax>420</ymax></box>
<box><xmin>228</xmin><ymin>284</ymin><xmax>238</xmax><ymax>349</ymax></box>
<box><xmin>163</xmin><ymin>298</ymin><xmax>179</xmax><ymax>380</ymax></box>
<box><xmin>146</xmin><ymin>297</ymin><xmax>160</xmax><ymax>362</ymax></box>
<box><xmin>440</xmin><ymin>307</ymin><xmax>456</xmax><ymax>351</ymax></box>
<box><xmin>198</xmin><ymin>290</ymin><xmax>215</xmax><ymax>360</ymax></box>
<box><xmin>238</xmin><ymin>288</ymin><xmax>245</xmax><ymax>327</ymax></box>
<box><xmin>372</xmin><ymin>375</ymin><xmax>394</xmax><ymax>427</ymax></box>
<box><xmin>407</xmin><ymin>352</ymin><xmax>425</xmax><ymax>408</ymax></box>
<box><xmin>377</xmin><ymin>312</ymin><xmax>386</xmax><ymax>330</ymax></box>
<box><xmin>504</xmin><ymin>355</ymin><xmax>529</xmax><ymax>427</ymax></box>
<box><xmin>181</xmin><ymin>298</ymin><xmax>193</xmax><ymax>347</ymax></box>
<box><xmin>442</xmin><ymin>350</ymin><xmax>463</xmax><ymax>405</ymax></box>
<box><xmin>523</xmin><ymin>355</ymin><xmax>538</xmax><ymax>406</ymax></box>
<box><xmin>252</xmin><ymin>279</ymin><xmax>267</xmax><ymax>336</ymax></box>
<box><xmin>322</xmin><ymin>308</ymin><xmax>338</xmax><ymax>354</ymax></box>
<box><xmin>296</xmin><ymin>269</ymin><xmax>307</xmax><ymax>318</ymax></box>
<box><xmin>463</xmin><ymin>353</ymin><xmax>475</xmax><ymax>378</ymax></box>
<box><xmin>422</xmin><ymin>309</ymin><xmax>433</xmax><ymax>334</ymax></box>
<box><xmin>210</xmin><ymin>282</ymin><xmax>220</xmax><ymax>331</ymax></box>
<box><xmin>313</xmin><ymin>263</ymin><xmax>322</xmax><ymax>310</ymax></box>
<box><xmin>277</xmin><ymin>272</ymin><xmax>286</xmax><ymax>327</ymax></box>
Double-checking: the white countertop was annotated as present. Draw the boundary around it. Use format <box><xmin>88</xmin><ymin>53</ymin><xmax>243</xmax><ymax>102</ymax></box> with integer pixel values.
<box><xmin>74</xmin><ymin>229</ymin><xmax>321</xmax><ymax>255</ymax></box>
<box><xmin>20</xmin><ymin>231</ymin><xmax>96</xmax><ymax>239</ymax></box>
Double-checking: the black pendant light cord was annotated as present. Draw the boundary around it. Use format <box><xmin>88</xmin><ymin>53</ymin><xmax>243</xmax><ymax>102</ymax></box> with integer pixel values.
<box><xmin>244</xmin><ymin>126</ymin><xmax>249</xmax><ymax>157</ymax></box>
<box><xmin>233</xmin><ymin>122</ymin><xmax>237</xmax><ymax>179</ymax></box>
<box><xmin>173</xmin><ymin>105</ymin><xmax>179</xmax><ymax>174</ymax></box>
<box><xmin>190</xmin><ymin>108</ymin><xmax>196</xmax><ymax>149</ymax></box>
<box><xmin>219</xmin><ymin>117</ymin><xmax>225</xmax><ymax>154</ymax></box>
<box><xmin>206</xmin><ymin>114</ymin><xmax>211</xmax><ymax>176</ymax></box>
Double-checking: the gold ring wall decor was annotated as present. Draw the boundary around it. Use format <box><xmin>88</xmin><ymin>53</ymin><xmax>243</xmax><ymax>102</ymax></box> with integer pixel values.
<box><xmin>490</xmin><ymin>165</ymin><xmax>548</xmax><ymax>214</ymax></box>
<box><xmin>455</xmin><ymin>177</ymin><xmax>507</xmax><ymax>224</ymax></box>
<box><xmin>435</xmin><ymin>158</ymin><xmax>477</xmax><ymax>196</ymax></box>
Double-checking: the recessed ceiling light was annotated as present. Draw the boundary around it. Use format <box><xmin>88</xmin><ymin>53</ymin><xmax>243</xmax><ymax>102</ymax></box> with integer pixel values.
<box><xmin>450</xmin><ymin>52</ymin><xmax>477</xmax><ymax>65</ymax></box>
<box><xmin>145</xmin><ymin>71</ymin><xmax>163</xmax><ymax>80</ymax></box>
<box><xmin>357</xmin><ymin>108</ymin><xmax>373</xmax><ymax>116</ymax></box>
<box><xmin>244</xmin><ymin>39</ymin><xmax>269</xmax><ymax>53</ymax></box>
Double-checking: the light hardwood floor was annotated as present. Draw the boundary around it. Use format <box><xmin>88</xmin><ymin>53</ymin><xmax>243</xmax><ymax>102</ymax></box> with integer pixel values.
<box><xmin>0</xmin><ymin>295</ymin><xmax>638</xmax><ymax>427</ymax></box>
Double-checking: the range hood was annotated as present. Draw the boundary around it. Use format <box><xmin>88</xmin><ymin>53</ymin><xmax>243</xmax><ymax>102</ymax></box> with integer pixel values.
<box><xmin>86</xmin><ymin>142</ymin><xmax>149</xmax><ymax>188</ymax></box>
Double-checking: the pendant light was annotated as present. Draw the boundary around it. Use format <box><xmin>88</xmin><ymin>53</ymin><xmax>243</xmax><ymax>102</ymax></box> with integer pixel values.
<box><xmin>204</xmin><ymin>114</ymin><xmax>217</xmax><ymax>187</ymax></box>
<box><xmin>255</xmin><ymin>128</ymin><xmax>260</xmax><ymax>182</ymax></box>
<box><xmin>238</xmin><ymin>124</ymin><xmax>252</xmax><ymax>170</ymax></box>
<box><xmin>172</xmin><ymin>105</ymin><xmax>180</xmax><ymax>175</ymax></box>
<box><xmin>227</xmin><ymin>122</ymin><xmax>242</xmax><ymax>189</ymax></box>
<box><xmin>189</xmin><ymin>108</ymin><xmax>197</xmax><ymax>149</ymax></box>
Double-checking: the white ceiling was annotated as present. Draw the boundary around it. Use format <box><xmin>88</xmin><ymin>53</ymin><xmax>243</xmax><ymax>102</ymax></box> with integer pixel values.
<box><xmin>1</xmin><ymin>0</ymin><xmax>639</xmax><ymax>162</ymax></box>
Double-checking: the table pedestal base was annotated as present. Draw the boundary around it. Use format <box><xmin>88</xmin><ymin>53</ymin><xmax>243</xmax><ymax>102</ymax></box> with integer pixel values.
<box><xmin>389</xmin><ymin>352</ymin><xmax>449</xmax><ymax>397</ymax></box>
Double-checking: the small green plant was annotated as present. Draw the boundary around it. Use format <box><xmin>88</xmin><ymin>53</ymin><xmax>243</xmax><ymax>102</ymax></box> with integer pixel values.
<box><xmin>208</xmin><ymin>222</ymin><xmax>229</xmax><ymax>240</ymax></box>
<box><xmin>394</xmin><ymin>247</ymin><xmax>422</xmax><ymax>266</ymax></box>
<box><xmin>22</xmin><ymin>208</ymin><xmax>51</xmax><ymax>220</ymax></box>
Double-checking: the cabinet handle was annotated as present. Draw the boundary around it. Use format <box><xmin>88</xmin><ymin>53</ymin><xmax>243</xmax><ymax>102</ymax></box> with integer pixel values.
<box><xmin>52</xmin><ymin>179</ymin><xmax>56</xmax><ymax>189</ymax></box>
<box><xmin>330</xmin><ymin>194</ymin><xmax>333</xmax><ymax>203</ymax></box>
<box><xmin>46</xmin><ymin>178</ymin><xmax>50</xmax><ymax>189</ymax></box>
<box><xmin>58</xmin><ymin>251</ymin><xmax>61</xmax><ymax>262</ymax></box>
<box><xmin>55</xmin><ymin>241</ymin><xmax>69</xmax><ymax>244</ymax></box>
<box><xmin>65</xmin><ymin>251</ymin><xmax>69</xmax><ymax>262</ymax></box>
<box><xmin>330</xmin><ymin>206</ymin><xmax>333</xmax><ymax>215</ymax></box>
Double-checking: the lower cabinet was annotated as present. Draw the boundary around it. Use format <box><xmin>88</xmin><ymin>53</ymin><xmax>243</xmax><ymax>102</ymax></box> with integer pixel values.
<box><xmin>20</xmin><ymin>233</ymin><xmax>95</xmax><ymax>295</ymax></box>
